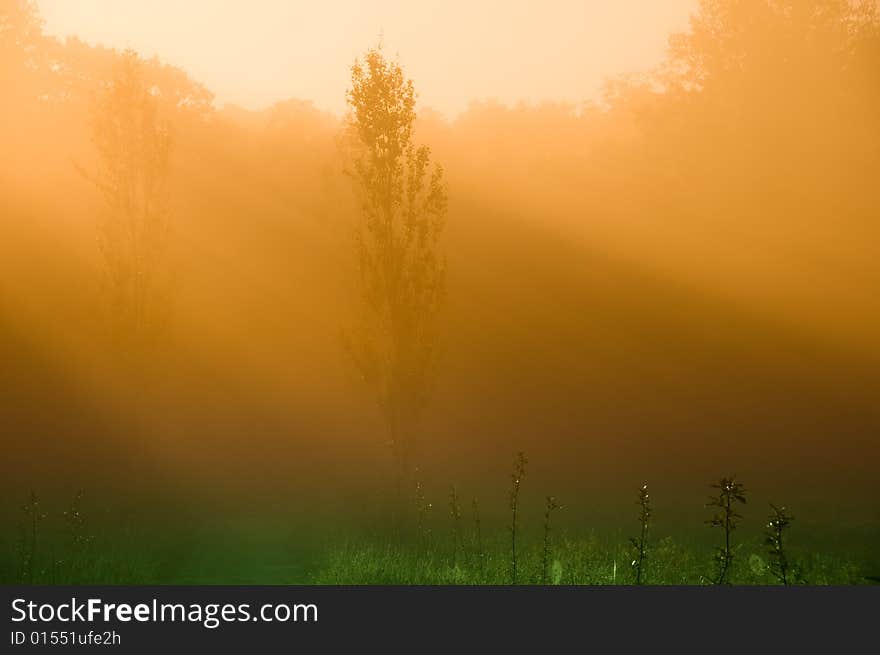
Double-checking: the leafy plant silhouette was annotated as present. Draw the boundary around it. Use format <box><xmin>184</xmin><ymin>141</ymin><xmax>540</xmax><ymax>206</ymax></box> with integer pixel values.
<box><xmin>629</xmin><ymin>484</ymin><xmax>651</xmax><ymax>585</ymax></box>
<box><xmin>765</xmin><ymin>504</ymin><xmax>794</xmax><ymax>585</ymax></box>
<box><xmin>706</xmin><ymin>476</ymin><xmax>747</xmax><ymax>585</ymax></box>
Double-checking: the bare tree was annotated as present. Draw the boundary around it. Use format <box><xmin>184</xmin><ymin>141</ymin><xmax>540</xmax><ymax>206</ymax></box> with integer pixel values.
<box><xmin>344</xmin><ymin>46</ymin><xmax>448</xmax><ymax>490</ymax></box>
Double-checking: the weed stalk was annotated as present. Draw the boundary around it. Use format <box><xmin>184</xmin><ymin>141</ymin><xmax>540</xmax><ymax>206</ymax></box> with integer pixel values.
<box><xmin>449</xmin><ymin>485</ymin><xmax>462</xmax><ymax>568</ymax></box>
<box><xmin>472</xmin><ymin>497</ymin><xmax>484</xmax><ymax>581</ymax></box>
<box><xmin>629</xmin><ymin>484</ymin><xmax>651</xmax><ymax>584</ymax></box>
<box><xmin>765</xmin><ymin>503</ymin><xmax>794</xmax><ymax>585</ymax></box>
<box><xmin>706</xmin><ymin>476</ymin><xmax>747</xmax><ymax>585</ymax></box>
<box><xmin>509</xmin><ymin>452</ymin><xmax>527</xmax><ymax>584</ymax></box>
<box><xmin>541</xmin><ymin>495</ymin><xmax>561</xmax><ymax>584</ymax></box>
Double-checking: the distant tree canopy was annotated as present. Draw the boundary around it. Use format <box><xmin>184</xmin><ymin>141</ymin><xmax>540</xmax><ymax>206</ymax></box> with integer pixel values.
<box><xmin>0</xmin><ymin>0</ymin><xmax>41</xmax><ymax>59</ymax></box>
<box><xmin>345</xmin><ymin>47</ymin><xmax>448</xmax><ymax>486</ymax></box>
<box><xmin>663</xmin><ymin>0</ymin><xmax>880</xmax><ymax>151</ymax></box>
<box><xmin>602</xmin><ymin>0</ymin><xmax>880</xmax><ymax>296</ymax></box>
<box><xmin>668</xmin><ymin>0</ymin><xmax>879</xmax><ymax>90</ymax></box>
<box><xmin>1</xmin><ymin>0</ymin><xmax>212</xmax><ymax>118</ymax></box>
<box><xmin>1</xmin><ymin>0</ymin><xmax>54</xmax><ymax>98</ymax></box>
<box><xmin>0</xmin><ymin>1</ymin><xmax>40</xmax><ymax>51</ymax></box>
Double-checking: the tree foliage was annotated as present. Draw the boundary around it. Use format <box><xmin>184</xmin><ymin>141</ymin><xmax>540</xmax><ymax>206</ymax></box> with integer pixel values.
<box><xmin>344</xmin><ymin>47</ymin><xmax>448</xmax><ymax>483</ymax></box>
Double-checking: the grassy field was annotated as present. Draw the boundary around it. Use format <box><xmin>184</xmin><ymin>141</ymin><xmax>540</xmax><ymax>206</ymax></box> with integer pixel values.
<box><xmin>311</xmin><ymin>533</ymin><xmax>873</xmax><ymax>585</ymax></box>
<box><xmin>1</xmin><ymin>498</ymin><xmax>875</xmax><ymax>585</ymax></box>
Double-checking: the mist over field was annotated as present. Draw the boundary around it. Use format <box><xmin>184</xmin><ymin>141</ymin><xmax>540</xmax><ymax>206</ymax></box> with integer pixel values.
<box><xmin>1</xmin><ymin>1</ymin><xmax>879</xmax><ymax>584</ymax></box>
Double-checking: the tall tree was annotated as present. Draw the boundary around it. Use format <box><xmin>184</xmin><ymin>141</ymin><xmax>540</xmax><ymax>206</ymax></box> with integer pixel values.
<box><xmin>344</xmin><ymin>47</ymin><xmax>448</xmax><ymax>489</ymax></box>
<box><xmin>91</xmin><ymin>49</ymin><xmax>173</xmax><ymax>348</ymax></box>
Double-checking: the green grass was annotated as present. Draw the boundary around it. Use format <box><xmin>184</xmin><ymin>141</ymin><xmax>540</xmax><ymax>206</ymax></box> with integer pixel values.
<box><xmin>0</xmin><ymin>486</ymin><xmax>875</xmax><ymax>586</ymax></box>
<box><xmin>1</xmin><ymin>519</ymin><xmax>871</xmax><ymax>586</ymax></box>
<box><xmin>311</xmin><ymin>532</ymin><xmax>869</xmax><ymax>585</ymax></box>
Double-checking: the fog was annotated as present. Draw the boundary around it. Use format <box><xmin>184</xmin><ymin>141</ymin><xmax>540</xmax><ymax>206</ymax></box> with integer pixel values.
<box><xmin>2</xmin><ymin>1</ymin><xmax>879</xmax><ymax>527</ymax></box>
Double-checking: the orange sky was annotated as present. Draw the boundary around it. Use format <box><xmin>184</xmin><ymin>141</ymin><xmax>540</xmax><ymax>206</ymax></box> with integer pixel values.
<box><xmin>37</xmin><ymin>0</ymin><xmax>697</xmax><ymax>117</ymax></box>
